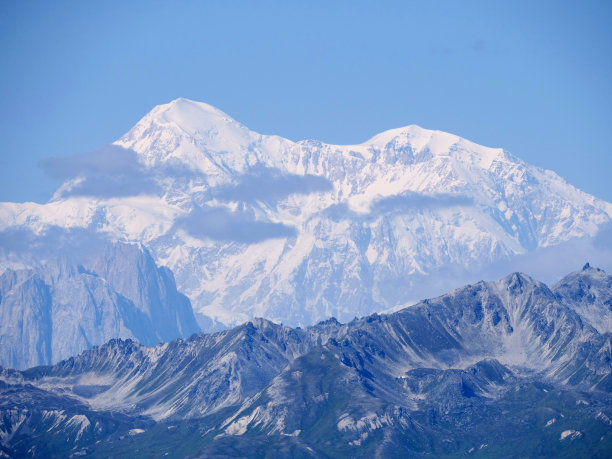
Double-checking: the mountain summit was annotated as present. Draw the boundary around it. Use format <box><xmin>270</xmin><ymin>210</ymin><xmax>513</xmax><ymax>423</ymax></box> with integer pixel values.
<box><xmin>1</xmin><ymin>99</ymin><xmax>611</xmax><ymax>330</ymax></box>
<box><xmin>117</xmin><ymin>98</ymin><xmax>261</xmax><ymax>167</ymax></box>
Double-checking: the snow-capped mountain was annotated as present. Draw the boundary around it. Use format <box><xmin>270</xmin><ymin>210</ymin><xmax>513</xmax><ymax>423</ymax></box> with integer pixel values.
<box><xmin>1</xmin><ymin>268</ymin><xmax>611</xmax><ymax>457</ymax></box>
<box><xmin>1</xmin><ymin>98</ymin><xmax>611</xmax><ymax>329</ymax></box>
<box><xmin>0</xmin><ymin>241</ymin><xmax>200</xmax><ymax>370</ymax></box>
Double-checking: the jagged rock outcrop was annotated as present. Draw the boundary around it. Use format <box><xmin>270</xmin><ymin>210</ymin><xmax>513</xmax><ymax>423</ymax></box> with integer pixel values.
<box><xmin>553</xmin><ymin>262</ymin><xmax>612</xmax><ymax>334</ymax></box>
<box><xmin>0</xmin><ymin>242</ymin><xmax>199</xmax><ymax>370</ymax></box>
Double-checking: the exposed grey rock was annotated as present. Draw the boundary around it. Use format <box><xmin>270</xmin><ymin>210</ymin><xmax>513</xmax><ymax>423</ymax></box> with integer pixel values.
<box><xmin>2</xmin><ymin>267</ymin><xmax>611</xmax><ymax>457</ymax></box>
<box><xmin>0</xmin><ymin>242</ymin><xmax>199</xmax><ymax>370</ymax></box>
<box><xmin>552</xmin><ymin>264</ymin><xmax>612</xmax><ymax>334</ymax></box>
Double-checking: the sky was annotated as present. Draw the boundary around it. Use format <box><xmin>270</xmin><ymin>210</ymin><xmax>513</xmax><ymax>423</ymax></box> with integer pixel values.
<box><xmin>0</xmin><ymin>0</ymin><xmax>611</xmax><ymax>203</ymax></box>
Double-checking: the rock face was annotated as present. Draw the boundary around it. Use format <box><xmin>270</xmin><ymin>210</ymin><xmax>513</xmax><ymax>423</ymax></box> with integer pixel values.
<box><xmin>1</xmin><ymin>98</ymin><xmax>611</xmax><ymax>330</ymax></box>
<box><xmin>1</xmin><ymin>268</ymin><xmax>611</xmax><ymax>457</ymax></box>
<box><xmin>0</xmin><ymin>242</ymin><xmax>200</xmax><ymax>370</ymax></box>
<box><xmin>552</xmin><ymin>263</ymin><xmax>612</xmax><ymax>334</ymax></box>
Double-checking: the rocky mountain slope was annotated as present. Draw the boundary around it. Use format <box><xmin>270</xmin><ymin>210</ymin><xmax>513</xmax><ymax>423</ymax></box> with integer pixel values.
<box><xmin>1</xmin><ymin>98</ymin><xmax>611</xmax><ymax>330</ymax></box>
<box><xmin>0</xmin><ymin>241</ymin><xmax>200</xmax><ymax>370</ymax></box>
<box><xmin>553</xmin><ymin>263</ymin><xmax>612</xmax><ymax>334</ymax></box>
<box><xmin>1</xmin><ymin>267</ymin><xmax>611</xmax><ymax>457</ymax></box>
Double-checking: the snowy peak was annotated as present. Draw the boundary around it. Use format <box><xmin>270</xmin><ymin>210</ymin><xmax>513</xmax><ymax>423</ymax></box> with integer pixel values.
<box><xmin>147</xmin><ymin>98</ymin><xmax>247</xmax><ymax>134</ymax></box>
<box><xmin>2</xmin><ymin>98</ymin><xmax>612</xmax><ymax>331</ymax></box>
<box><xmin>119</xmin><ymin>98</ymin><xmax>509</xmax><ymax>172</ymax></box>
<box><xmin>115</xmin><ymin>98</ymin><xmax>264</xmax><ymax>169</ymax></box>
<box><xmin>362</xmin><ymin>124</ymin><xmax>505</xmax><ymax>168</ymax></box>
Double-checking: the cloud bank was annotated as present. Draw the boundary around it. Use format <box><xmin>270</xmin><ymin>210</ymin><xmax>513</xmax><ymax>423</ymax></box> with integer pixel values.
<box><xmin>42</xmin><ymin>145</ymin><xmax>201</xmax><ymax>199</ymax></box>
<box><xmin>173</xmin><ymin>205</ymin><xmax>296</xmax><ymax>244</ymax></box>
<box><xmin>323</xmin><ymin>191</ymin><xmax>474</xmax><ymax>221</ymax></box>
<box><xmin>0</xmin><ymin>226</ymin><xmax>113</xmax><ymax>265</ymax></box>
<box><xmin>43</xmin><ymin>150</ymin><xmax>332</xmax><ymax>207</ymax></box>
<box><xmin>211</xmin><ymin>165</ymin><xmax>332</xmax><ymax>203</ymax></box>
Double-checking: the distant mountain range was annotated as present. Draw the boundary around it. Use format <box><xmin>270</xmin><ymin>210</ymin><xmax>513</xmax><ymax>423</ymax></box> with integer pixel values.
<box><xmin>1</xmin><ymin>265</ymin><xmax>611</xmax><ymax>457</ymax></box>
<box><xmin>1</xmin><ymin>98</ymin><xmax>611</xmax><ymax>331</ymax></box>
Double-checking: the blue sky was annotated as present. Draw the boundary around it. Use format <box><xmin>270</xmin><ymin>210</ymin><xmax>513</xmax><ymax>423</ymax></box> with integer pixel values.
<box><xmin>1</xmin><ymin>0</ymin><xmax>611</xmax><ymax>203</ymax></box>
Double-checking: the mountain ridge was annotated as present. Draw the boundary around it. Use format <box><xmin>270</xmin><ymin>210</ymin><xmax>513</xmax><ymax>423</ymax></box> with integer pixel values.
<box><xmin>1</xmin><ymin>266</ymin><xmax>611</xmax><ymax>457</ymax></box>
<box><xmin>1</xmin><ymin>98</ymin><xmax>611</xmax><ymax>330</ymax></box>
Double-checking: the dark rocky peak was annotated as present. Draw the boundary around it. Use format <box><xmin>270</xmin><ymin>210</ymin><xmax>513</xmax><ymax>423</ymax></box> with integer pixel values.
<box><xmin>581</xmin><ymin>262</ymin><xmax>604</xmax><ymax>272</ymax></box>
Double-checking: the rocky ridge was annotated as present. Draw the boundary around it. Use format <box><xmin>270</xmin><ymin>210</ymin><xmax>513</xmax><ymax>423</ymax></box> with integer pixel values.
<box><xmin>1</xmin><ymin>266</ymin><xmax>611</xmax><ymax>456</ymax></box>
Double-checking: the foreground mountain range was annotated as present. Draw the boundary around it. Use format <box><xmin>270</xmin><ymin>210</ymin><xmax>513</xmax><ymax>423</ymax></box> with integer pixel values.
<box><xmin>1</xmin><ymin>98</ymin><xmax>611</xmax><ymax>331</ymax></box>
<box><xmin>1</xmin><ymin>265</ymin><xmax>611</xmax><ymax>457</ymax></box>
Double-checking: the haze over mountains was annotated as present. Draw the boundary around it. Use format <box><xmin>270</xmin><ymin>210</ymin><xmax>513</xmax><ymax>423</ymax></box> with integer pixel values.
<box><xmin>1</xmin><ymin>98</ymin><xmax>610</xmax><ymax>333</ymax></box>
<box><xmin>0</xmin><ymin>240</ymin><xmax>199</xmax><ymax>369</ymax></box>
<box><xmin>0</xmin><ymin>100</ymin><xmax>611</xmax><ymax>455</ymax></box>
<box><xmin>1</xmin><ymin>266</ymin><xmax>611</xmax><ymax>457</ymax></box>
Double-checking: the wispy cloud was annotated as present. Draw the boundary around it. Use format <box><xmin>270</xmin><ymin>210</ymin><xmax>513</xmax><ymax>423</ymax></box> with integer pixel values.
<box><xmin>371</xmin><ymin>192</ymin><xmax>473</xmax><ymax>214</ymax></box>
<box><xmin>593</xmin><ymin>221</ymin><xmax>612</xmax><ymax>250</ymax></box>
<box><xmin>474</xmin><ymin>229</ymin><xmax>612</xmax><ymax>285</ymax></box>
<box><xmin>0</xmin><ymin>226</ymin><xmax>110</xmax><ymax>262</ymax></box>
<box><xmin>173</xmin><ymin>205</ymin><xmax>296</xmax><ymax>244</ymax></box>
<box><xmin>323</xmin><ymin>191</ymin><xmax>474</xmax><ymax>221</ymax></box>
<box><xmin>41</xmin><ymin>145</ymin><xmax>201</xmax><ymax>199</ymax></box>
<box><xmin>42</xmin><ymin>150</ymin><xmax>331</xmax><ymax>203</ymax></box>
<box><xmin>211</xmin><ymin>165</ymin><xmax>332</xmax><ymax>203</ymax></box>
